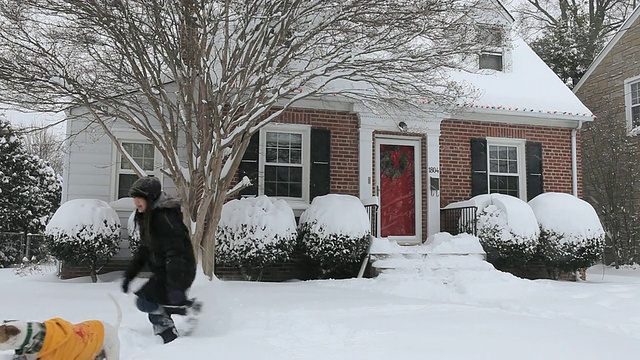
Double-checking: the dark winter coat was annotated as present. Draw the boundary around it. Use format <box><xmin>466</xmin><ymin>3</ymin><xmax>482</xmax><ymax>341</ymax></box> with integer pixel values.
<box><xmin>124</xmin><ymin>193</ymin><xmax>197</xmax><ymax>304</ymax></box>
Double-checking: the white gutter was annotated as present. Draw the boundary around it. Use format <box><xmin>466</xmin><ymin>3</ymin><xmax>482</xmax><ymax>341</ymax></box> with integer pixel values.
<box><xmin>571</xmin><ymin>120</ymin><xmax>583</xmax><ymax>196</ymax></box>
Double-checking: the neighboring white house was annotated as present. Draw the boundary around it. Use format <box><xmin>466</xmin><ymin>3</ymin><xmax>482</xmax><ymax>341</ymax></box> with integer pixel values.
<box><xmin>61</xmin><ymin>1</ymin><xmax>593</xmax><ymax>259</ymax></box>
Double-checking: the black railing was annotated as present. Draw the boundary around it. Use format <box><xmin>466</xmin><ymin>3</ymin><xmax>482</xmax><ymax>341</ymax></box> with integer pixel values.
<box><xmin>364</xmin><ymin>203</ymin><xmax>379</xmax><ymax>237</ymax></box>
<box><xmin>0</xmin><ymin>232</ymin><xmax>47</xmax><ymax>267</ymax></box>
<box><xmin>440</xmin><ymin>206</ymin><xmax>478</xmax><ymax>236</ymax></box>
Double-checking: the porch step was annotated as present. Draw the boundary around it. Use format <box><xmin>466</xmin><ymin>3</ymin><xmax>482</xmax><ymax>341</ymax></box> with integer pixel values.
<box><xmin>368</xmin><ymin>234</ymin><xmax>486</xmax><ymax>276</ymax></box>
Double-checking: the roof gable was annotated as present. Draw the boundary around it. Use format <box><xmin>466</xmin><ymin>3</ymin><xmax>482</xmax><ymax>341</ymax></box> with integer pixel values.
<box><xmin>450</xmin><ymin>36</ymin><xmax>593</xmax><ymax>119</ymax></box>
<box><xmin>573</xmin><ymin>4</ymin><xmax>640</xmax><ymax>92</ymax></box>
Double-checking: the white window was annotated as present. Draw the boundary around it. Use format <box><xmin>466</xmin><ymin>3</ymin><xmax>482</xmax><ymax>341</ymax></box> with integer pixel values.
<box><xmin>258</xmin><ymin>124</ymin><xmax>311</xmax><ymax>203</ymax></box>
<box><xmin>487</xmin><ymin>138</ymin><xmax>526</xmax><ymax>200</ymax></box>
<box><xmin>115</xmin><ymin>142</ymin><xmax>158</xmax><ymax>199</ymax></box>
<box><xmin>625</xmin><ymin>76</ymin><xmax>640</xmax><ymax>132</ymax></box>
<box><xmin>479</xmin><ymin>52</ymin><xmax>503</xmax><ymax>71</ymax></box>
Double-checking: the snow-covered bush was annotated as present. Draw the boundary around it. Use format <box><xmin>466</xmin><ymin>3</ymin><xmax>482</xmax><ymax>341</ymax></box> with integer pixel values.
<box><xmin>529</xmin><ymin>193</ymin><xmax>604</xmax><ymax>279</ymax></box>
<box><xmin>216</xmin><ymin>196</ymin><xmax>297</xmax><ymax>280</ymax></box>
<box><xmin>109</xmin><ymin>197</ymin><xmax>139</xmax><ymax>255</ymax></box>
<box><xmin>299</xmin><ymin>194</ymin><xmax>371</xmax><ymax>279</ymax></box>
<box><xmin>473</xmin><ymin>194</ymin><xmax>540</xmax><ymax>271</ymax></box>
<box><xmin>127</xmin><ymin>210</ymin><xmax>141</xmax><ymax>254</ymax></box>
<box><xmin>45</xmin><ymin>199</ymin><xmax>121</xmax><ymax>283</ymax></box>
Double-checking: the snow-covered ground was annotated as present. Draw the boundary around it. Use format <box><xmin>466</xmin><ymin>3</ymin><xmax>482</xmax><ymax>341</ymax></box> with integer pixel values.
<box><xmin>2</xmin><ymin>260</ymin><xmax>640</xmax><ymax>359</ymax></box>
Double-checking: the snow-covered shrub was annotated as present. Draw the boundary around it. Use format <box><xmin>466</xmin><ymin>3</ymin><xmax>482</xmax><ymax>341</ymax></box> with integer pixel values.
<box><xmin>127</xmin><ymin>210</ymin><xmax>141</xmax><ymax>254</ymax></box>
<box><xmin>45</xmin><ymin>199</ymin><xmax>121</xmax><ymax>283</ymax></box>
<box><xmin>529</xmin><ymin>193</ymin><xmax>604</xmax><ymax>279</ymax></box>
<box><xmin>299</xmin><ymin>194</ymin><xmax>371</xmax><ymax>279</ymax></box>
<box><xmin>473</xmin><ymin>194</ymin><xmax>540</xmax><ymax>271</ymax></box>
<box><xmin>216</xmin><ymin>196</ymin><xmax>297</xmax><ymax>280</ymax></box>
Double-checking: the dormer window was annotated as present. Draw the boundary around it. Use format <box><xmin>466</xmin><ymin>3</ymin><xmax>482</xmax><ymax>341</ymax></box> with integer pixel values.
<box><xmin>477</xmin><ymin>24</ymin><xmax>506</xmax><ymax>72</ymax></box>
<box><xmin>479</xmin><ymin>52</ymin><xmax>503</xmax><ymax>71</ymax></box>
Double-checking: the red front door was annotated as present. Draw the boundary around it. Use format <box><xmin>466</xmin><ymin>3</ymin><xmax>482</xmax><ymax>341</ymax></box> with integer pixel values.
<box><xmin>378</xmin><ymin>142</ymin><xmax>418</xmax><ymax>239</ymax></box>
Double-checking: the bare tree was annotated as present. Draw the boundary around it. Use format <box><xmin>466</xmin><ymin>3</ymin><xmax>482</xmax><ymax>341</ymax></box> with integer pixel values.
<box><xmin>19</xmin><ymin>121</ymin><xmax>65</xmax><ymax>175</ymax></box>
<box><xmin>513</xmin><ymin>0</ymin><xmax>637</xmax><ymax>86</ymax></box>
<box><xmin>582</xmin><ymin>105</ymin><xmax>640</xmax><ymax>267</ymax></box>
<box><xmin>0</xmin><ymin>0</ymin><xmax>497</xmax><ymax>278</ymax></box>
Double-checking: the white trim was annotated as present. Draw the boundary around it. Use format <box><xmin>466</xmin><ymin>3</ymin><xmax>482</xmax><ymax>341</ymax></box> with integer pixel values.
<box><xmin>574</xmin><ymin>4</ymin><xmax>640</xmax><ymax>93</ymax></box>
<box><xmin>358</xmin><ymin>127</ymin><xmax>374</xmax><ymax>200</ymax></box>
<box><xmin>486</xmin><ymin>137</ymin><xmax>527</xmax><ymax>201</ymax></box>
<box><xmin>454</xmin><ymin>108</ymin><xmax>594</xmax><ymax>125</ymax></box>
<box><xmin>257</xmin><ymin>123</ymin><xmax>312</xmax><ymax>208</ymax></box>
<box><xmin>374</xmin><ymin>136</ymin><xmax>422</xmax><ymax>244</ymax></box>
<box><xmin>479</xmin><ymin>51</ymin><xmax>504</xmax><ymax>72</ymax></box>
<box><xmin>61</xmin><ymin>114</ymin><xmax>73</xmax><ymax>203</ymax></box>
<box><xmin>624</xmin><ymin>75</ymin><xmax>640</xmax><ymax>133</ymax></box>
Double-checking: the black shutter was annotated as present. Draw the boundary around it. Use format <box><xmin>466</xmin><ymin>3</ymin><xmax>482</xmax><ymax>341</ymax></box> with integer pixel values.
<box><xmin>526</xmin><ymin>142</ymin><xmax>543</xmax><ymax>201</ymax></box>
<box><xmin>310</xmin><ymin>128</ymin><xmax>331</xmax><ymax>200</ymax></box>
<box><xmin>239</xmin><ymin>133</ymin><xmax>259</xmax><ymax>196</ymax></box>
<box><xmin>471</xmin><ymin>138</ymin><xmax>488</xmax><ymax>196</ymax></box>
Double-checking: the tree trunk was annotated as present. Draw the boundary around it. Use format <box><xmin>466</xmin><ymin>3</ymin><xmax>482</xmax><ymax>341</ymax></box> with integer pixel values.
<box><xmin>90</xmin><ymin>264</ymin><xmax>98</xmax><ymax>283</ymax></box>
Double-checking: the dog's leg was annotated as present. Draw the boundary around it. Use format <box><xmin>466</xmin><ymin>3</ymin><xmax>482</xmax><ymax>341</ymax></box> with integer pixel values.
<box><xmin>101</xmin><ymin>323</ymin><xmax>120</xmax><ymax>360</ymax></box>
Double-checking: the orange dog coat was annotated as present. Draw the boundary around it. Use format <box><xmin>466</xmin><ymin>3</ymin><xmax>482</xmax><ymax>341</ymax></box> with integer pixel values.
<box><xmin>36</xmin><ymin>318</ymin><xmax>105</xmax><ymax>360</ymax></box>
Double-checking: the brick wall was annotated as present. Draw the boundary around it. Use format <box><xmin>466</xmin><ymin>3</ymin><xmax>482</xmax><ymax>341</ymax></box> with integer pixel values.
<box><xmin>59</xmin><ymin>259</ymin><xmax>132</xmax><ymax>279</ymax></box>
<box><xmin>233</xmin><ymin>107</ymin><xmax>360</xmax><ymax>197</ymax></box>
<box><xmin>440</xmin><ymin>119</ymin><xmax>581</xmax><ymax>207</ymax></box>
<box><xmin>574</xmin><ymin>14</ymin><xmax>640</xmax><ymax>219</ymax></box>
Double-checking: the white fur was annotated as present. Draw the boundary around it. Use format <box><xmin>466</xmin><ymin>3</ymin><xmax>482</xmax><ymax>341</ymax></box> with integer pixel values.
<box><xmin>0</xmin><ymin>293</ymin><xmax>122</xmax><ymax>359</ymax></box>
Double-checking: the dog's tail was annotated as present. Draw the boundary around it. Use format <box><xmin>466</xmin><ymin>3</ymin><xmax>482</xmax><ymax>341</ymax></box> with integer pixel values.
<box><xmin>107</xmin><ymin>293</ymin><xmax>123</xmax><ymax>329</ymax></box>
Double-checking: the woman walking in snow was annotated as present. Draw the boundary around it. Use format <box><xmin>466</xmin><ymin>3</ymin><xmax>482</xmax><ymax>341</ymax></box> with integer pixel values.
<box><xmin>121</xmin><ymin>176</ymin><xmax>199</xmax><ymax>344</ymax></box>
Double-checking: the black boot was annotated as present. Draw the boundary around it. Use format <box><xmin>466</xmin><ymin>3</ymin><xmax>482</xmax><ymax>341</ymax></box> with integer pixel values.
<box><xmin>159</xmin><ymin>327</ymin><xmax>178</xmax><ymax>344</ymax></box>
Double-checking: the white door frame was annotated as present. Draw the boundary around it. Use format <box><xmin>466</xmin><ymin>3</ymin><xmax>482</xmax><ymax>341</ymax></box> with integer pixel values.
<box><xmin>375</xmin><ymin>136</ymin><xmax>422</xmax><ymax>244</ymax></box>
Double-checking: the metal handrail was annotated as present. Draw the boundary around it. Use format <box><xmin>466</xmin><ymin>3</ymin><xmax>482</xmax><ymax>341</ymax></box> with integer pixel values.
<box><xmin>363</xmin><ymin>203</ymin><xmax>379</xmax><ymax>238</ymax></box>
<box><xmin>440</xmin><ymin>206</ymin><xmax>478</xmax><ymax>236</ymax></box>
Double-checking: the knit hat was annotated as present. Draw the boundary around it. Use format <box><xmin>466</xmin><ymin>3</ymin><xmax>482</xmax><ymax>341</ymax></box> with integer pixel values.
<box><xmin>129</xmin><ymin>176</ymin><xmax>162</xmax><ymax>201</ymax></box>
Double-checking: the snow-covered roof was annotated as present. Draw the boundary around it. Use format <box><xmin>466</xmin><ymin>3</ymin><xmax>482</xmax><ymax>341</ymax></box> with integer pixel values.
<box><xmin>452</xmin><ymin>37</ymin><xmax>594</xmax><ymax>120</ymax></box>
<box><xmin>573</xmin><ymin>4</ymin><xmax>640</xmax><ymax>93</ymax></box>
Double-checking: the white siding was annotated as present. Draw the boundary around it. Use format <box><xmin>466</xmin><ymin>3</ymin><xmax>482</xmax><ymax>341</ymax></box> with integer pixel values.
<box><xmin>63</xmin><ymin>119</ymin><xmax>114</xmax><ymax>203</ymax></box>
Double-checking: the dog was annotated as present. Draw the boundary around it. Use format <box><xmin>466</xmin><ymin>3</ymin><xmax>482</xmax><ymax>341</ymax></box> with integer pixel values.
<box><xmin>0</xmin><ymin>293</ymin><xmax>121</xmax><ymax>360</ymax></box>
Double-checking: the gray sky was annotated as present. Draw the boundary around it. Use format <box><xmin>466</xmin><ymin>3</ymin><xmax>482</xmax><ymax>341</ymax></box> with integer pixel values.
<box><xmin>2</xmin><ymin>106</ymin><xmax>66</xmax><ymax>134</ymax></box>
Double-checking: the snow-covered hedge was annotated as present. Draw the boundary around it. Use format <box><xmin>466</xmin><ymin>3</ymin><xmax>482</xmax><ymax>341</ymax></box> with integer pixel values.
<box><xmin>472</xmin><ymin>194</ymin><xmax>540</xmax><ymax>270</ymax></box>
<box><xmin>45</xmin><ymin>199</ymin><xmax>121</xmax><ymax>282</ymax></box>
<box><xmin>299</xmin><ymin>194</ymin><xmax>371</xmax><ymax>278</ymax></box>
<box><xmin>127</xmin><ymin>210</ymin><xmax>141</xmax><ymax>254</ymax></box>
<box><xmin>529</xmin><ymin>193</ymin><xmax>604</xmax><ymax>279</ymax></box>
<box><xmin>216</xmin><ymin>196</ymin><xmax>297</xmax><ymax>280</ymax></box>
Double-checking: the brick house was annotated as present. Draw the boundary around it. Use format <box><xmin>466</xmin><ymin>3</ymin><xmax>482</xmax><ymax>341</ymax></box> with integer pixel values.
<box><xmin>60</xmin><ymin>4</ymin><xmax>593</xmax><ymax>279</ymax></box>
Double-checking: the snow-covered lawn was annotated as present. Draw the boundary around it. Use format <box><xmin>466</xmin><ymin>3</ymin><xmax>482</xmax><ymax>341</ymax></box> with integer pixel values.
<box><xmin>2</xmin><ymin>261</ymin><xmax>640</xmax><ymax>359</ymax></box>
